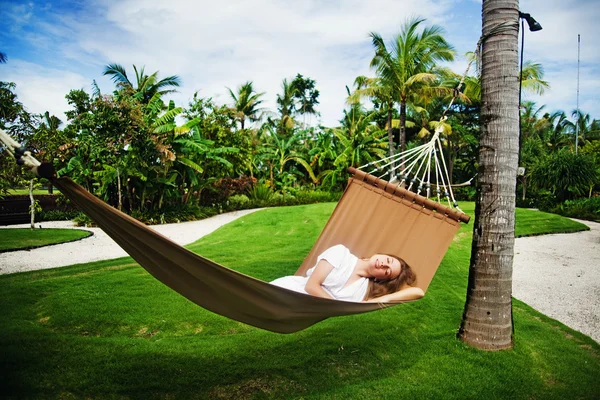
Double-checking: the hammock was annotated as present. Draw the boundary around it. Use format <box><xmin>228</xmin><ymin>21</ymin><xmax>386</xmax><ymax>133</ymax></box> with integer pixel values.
<box><xmin>1</xmin><ymin>127</ymin><xmax>470</xmax><ymax>334</ymax></box>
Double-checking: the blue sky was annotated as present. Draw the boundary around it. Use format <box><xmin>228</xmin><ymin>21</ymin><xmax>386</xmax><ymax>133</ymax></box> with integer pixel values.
<box><xmin>0</xmin><ymin>0</ymin><xmax>598</xmax><ymax>127</ymax></box>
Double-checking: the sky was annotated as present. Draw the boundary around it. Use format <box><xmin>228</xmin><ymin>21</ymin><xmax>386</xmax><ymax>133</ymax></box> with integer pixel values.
<box><xmin>0</xmin><ymin>0</ymin><xmax>598</xmax><ymax>128</ymax></box>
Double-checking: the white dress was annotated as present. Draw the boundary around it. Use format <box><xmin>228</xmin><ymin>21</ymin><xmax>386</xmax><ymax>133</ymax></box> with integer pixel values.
<box><xmin>270</xmin><ymin>245</ymin><xmax>369</xmax><ymax>302</ymax></box>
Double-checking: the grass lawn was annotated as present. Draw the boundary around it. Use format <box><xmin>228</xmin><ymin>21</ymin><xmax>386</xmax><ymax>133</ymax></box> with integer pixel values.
<box><xmin>0</xmin><ymin>228</ymin><xmax>92</xmax><ymax>252</ymax></box>
<box><xmin>0</xmin><ymin>203</ymin><xmax>597</xmax><ymax>399</ymax></box>
<box><xmin>6</xmin><ymin>188</ymin><xmax>57</xmax><ymax>195</ymax></box>
<box><xmin>515</xmin><ymin>207</ymin><xmax>591</xmax><ymax>236</ymax></box>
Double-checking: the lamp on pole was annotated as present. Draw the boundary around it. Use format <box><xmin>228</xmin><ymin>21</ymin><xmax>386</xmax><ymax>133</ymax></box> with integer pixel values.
<box><xmin>517</xmin><ymin>12</ymin><xmax>543</xmax><ymax>175</ymax></box>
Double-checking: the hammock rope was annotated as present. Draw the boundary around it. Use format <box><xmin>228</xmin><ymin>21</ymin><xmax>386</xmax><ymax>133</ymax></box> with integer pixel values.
<box><xmin>354</xmin><ymin>32</ymin><xmax>490</xmax><ymax>215</ymax></box>
<box><xmin>358</xmin><ymin>122</ymin><xmax>465</xmax><ymax>213</ymax></box>
<box><xmin>0</xmin><ymin>129</ymin><xmax>41</xmax><ymax>171</ymax></box>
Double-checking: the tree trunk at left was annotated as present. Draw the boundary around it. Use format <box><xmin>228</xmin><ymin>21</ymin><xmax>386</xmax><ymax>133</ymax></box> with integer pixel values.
<box><xmin>117</xmin><ymin>167</ymin><xmax>123</xmax><ymax>211</ymax></box>
<box><xmin>458</xmin><ymin>0</ymin><xmax>520</xmax><ymax>350</ymax></box>
<box><xmin>29</xmin><ymin>179</ymin><xmax>35</xmax><ymax>229</ymax></box>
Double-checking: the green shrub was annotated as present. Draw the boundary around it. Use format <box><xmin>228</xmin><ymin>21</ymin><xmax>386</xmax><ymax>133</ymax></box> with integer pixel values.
<box><xmin>450</xmin><ymin>186</ymin><xmax>476</xmax><ymax>201</ymax></box>
<box><xmin>293</xmin><ymin>190</ymin><xmax>341</xmax><ymax>204</ymax></box>
<box><xmin>73</xmin><ymin>205</ymin><xmax>221</xmax><ymax>227</ymax></box>
<box><xmin>201</xmin><ymin>176</ymin><xmax>257</xmax><ymax>206</ymax></box>
<box><xmin>131</xmin><ymin>205</ymin><xmax>218</xmax><ymax>225</ymax></box>
<box><xmin>516</xmin><ymin>190</ymin><xmax>558</xmax><ymax>210</ymax></box>
<box><xmin>530</xmin><ymin>151</ymin><xmax>598</xmax><ymax>202</ymax></box>
<box><xmin>247</xmin><ymin>184</ymin><xmax>274</xmax><ymax>202</ymax></box>
<box><xmin>550</xmin><ymin>197</ymin><xmax>600</xmax><ymax>222</ymax></box>
<box><xmin>38</xmin><ymin>210</ymin><xmax>81</xmax><ymax>222</ymax></box>
<box><xmin>73</xmin><ymin>213</ymin><xmax>95</xmax><ymax>227</ymax></box>
<box><xmin>227</xmin><ymin>194</ymin><xmax>251</xmax><ymax>209</ymax></box>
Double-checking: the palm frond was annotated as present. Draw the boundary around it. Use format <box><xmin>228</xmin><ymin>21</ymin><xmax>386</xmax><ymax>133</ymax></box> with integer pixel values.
<box><xmin>103</xmin><ymin>64</ymin><xmax>132</xmax><ymax>87</ymax></box>
<box><xmin>153</xmin><ymin>107</ymin><xmax>183</xmax><ymax>128</ymax></box>
<box><xmin>176</xmin><ymin>157</ymin><xmax>204</xmax><ymax>173</ymax></box>
<box><xmin>156</xmin><ymin>75</ymin><xmax>182</xmax><ymax>89</ymax></box>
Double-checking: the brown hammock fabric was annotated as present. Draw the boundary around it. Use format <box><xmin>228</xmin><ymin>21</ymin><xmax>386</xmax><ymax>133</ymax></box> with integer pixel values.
<box><xmin>298</xmin><ymin>168</ymin><xmax>470</xmax><ymax>292</ymax></box>
<box><xmin>50</xmin><ymin>168</ymin><xmax>469</xmax><ymax>334</ymax></box>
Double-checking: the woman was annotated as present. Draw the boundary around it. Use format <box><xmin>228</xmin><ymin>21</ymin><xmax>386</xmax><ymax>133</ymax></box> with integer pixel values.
<box><xmin>270</xmin><ymin>244</ymin><xmax>424</xmax><ymax>303</ymax></box>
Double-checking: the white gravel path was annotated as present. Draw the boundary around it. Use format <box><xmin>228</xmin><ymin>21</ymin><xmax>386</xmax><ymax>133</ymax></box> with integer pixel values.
<box><xmin>513</xmin><ymin>218</ymin><xmax>600</xmax><ymax>343</ymax></box>
<box><xmin>1</xmin><ymin>210</ymin><xmax>598</xmax><ymax>343</ymax></box>
<box><xmin>0</xmin><ymin>209</ymin><xmax>260</xmax><ymax>274</ymax></box>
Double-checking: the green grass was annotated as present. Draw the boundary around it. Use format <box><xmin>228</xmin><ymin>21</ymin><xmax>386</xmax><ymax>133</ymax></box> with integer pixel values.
<box><xmin>0</xmin><ymin>203</ymin><xmax>597</xmax><ymax>399</ymax></box>
<box><xmin>6</xmin><ymin>188</ymin><xmax>57</xmax><ymax>195</ymax></box>
<box><xmin>0</xmin><ymin>228</ymin><xmax>92</xmax><ymax>252</ymax></box>
<box><xmin>515</xmin><ymin>207</ymin><xmax>590</xmax><ymax>236</ymax></box>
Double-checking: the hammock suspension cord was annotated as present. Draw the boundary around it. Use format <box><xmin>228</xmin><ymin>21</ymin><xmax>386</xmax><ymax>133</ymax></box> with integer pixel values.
<box><xmin>353</xmin><ymin>26</ymin><xmax>514</xmax><ymax>214</ymax></box>
<box><xmin>358</xmin><ymin>121</ymin><xmax>464</xmax><ymax>213</ymax></box>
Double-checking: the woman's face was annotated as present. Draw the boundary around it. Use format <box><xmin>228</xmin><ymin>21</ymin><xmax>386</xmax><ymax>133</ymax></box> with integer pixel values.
<box><xmin>368</xmin><ymin>254</ymin><xmax>402</xmax><ymax>281</ymax></box>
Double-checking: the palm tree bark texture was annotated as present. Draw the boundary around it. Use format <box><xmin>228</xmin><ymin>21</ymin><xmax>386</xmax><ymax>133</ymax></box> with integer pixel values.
<box><xmin>458</xmin><ymin>0</ymin><xmax>520</xmax><ymax>350</ymax></box>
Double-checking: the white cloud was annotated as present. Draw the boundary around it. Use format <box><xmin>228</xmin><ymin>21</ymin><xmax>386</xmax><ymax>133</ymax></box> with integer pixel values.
<box><xmin>1</xmin><ymin>0</ymin><xmax>598</xmax><ymax>128</ymax></box>
<box><xmin>521</xmin><ymin>0</ymin><xmax>599</xmax><ymax>63</ymax></box>
<box><xmin>38</xmin><ymin>0</ymin><xmax>458</xmax><ymax>126</ymax></box>
<box><xmin>518</xmin><ymin>0</ymin><xmax>600</xmax><ymax>120</ymax></box>
<box><xmin>1</xmin><ymin>61</ymin><xmax>89</xmax><ymax>123</ymax></box>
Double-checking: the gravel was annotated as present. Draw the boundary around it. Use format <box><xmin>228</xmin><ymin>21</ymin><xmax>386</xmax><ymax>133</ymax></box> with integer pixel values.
<box><xmin>513</xmin><ymin>218</ymin><xmax>600</xmax><ymax>343</ymax></box>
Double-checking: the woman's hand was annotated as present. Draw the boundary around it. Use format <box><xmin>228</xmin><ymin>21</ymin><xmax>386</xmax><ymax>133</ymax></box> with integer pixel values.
<box><xmin>366</xmin><ymin>286</ymin><xmax>425</xmax><ymax>303</ymax></box>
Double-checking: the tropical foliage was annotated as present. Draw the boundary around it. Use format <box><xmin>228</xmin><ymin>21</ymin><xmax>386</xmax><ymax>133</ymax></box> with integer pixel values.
<box><xmin>0</xmin><ymin>17</ymin><xmax>597</xmax><ymax>220</ymax></box>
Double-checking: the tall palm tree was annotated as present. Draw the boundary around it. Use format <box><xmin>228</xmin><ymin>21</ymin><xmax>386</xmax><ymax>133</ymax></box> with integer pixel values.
<box><xmin>103</xmin><ymin>64</ymin><xmax>181</xmax><ymax>104</ymax></box>
<box><xmin>227</xmin><ymin>81</ymin><xmax>265</xmax><ymax>130</ymax></box>
<box><xmin>518</xmin><ymin>101</ymin><xmax>551</xmax><ymax>200</ymax></box>
<box><xmin>333</xmin><ymin>103</ymin><xmax>387</xmax><ymax>169</ymax></box>
<box><xmin>520</xmin><ymin>101</ymin><xmax>548</xmax><ymax>141</ymax></box>
<box><xmin>0</xmin><ymin>52</ymin><xmax>7</xmax><ymax>64</ymax></box>
<box><xmin>461</xmin><ymin>55</ymin><xmax>549</xmax><ymax>102</ymax></box>
<box><xmin>33</xmin><ymin>111</ymin><xmax>64</xmax><ymax>193</ymax></box>
<box><xmin>348</xmin><ymin>76</ymin><xmax>397</xmax><ymax>172</ymax></box>
<box><xmin>370</xmin><ymin>17</ymin><xmax>455</xmax><ymax>159</ymax></box>
<box><xmin>276</xmin><ymin>78</ymin><xmax>298</xmax><ymax>135</ymax></box>
<box><xmin>546</xmin><ymin>111</ymin><xmax>572</xmax><ymax>151</ymax></box>
<box><xmin>569</xmin><ymin>110</ymin><xmax>600</xmax><ymax>144</ymax></box>
<box><xmin>458</xmin><ymin>0</ymin><xmax>520</xmax><ymax>351</ymax></box>
<box><xmin>520</xmin><ymin>61</ymin><xmax>549</xmax><ymax>95</ymax></box>
<box><xmin>291</xmin><ymin>74</ymin><xmax>320</xmax><ymax>126</ymax></box>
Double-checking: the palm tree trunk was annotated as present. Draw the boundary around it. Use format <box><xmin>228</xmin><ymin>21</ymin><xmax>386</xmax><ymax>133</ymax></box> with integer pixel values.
<box><xmin>399</xmin><ymin>100</ymin><xmax>407</xmax><ymax>172</ymax></box>
<box><xmin>117</xmin><ymin>167</ymin><xmax>122</xmax><ymax>211</ymax></box>
<box><xmin>387</xmin><ymin>106</ymin><xmax>395</xmax><ymax>176</ymax></box>
<box><xmin>446</xmin><ymin>135</ymin><xmax>455</xmax><ymax>185</ymax></box>
<box><xmin>458</xmin><ymin>0</ymin><xmax>520</xmax><ymax>350</ymax></box>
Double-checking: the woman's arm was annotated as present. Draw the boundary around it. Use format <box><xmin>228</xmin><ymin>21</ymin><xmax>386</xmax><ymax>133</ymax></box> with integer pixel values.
<box><xmin>365</xmin><ymin>286</ymin><xmax>425</xmax><ymax>303</ymax></box>
<box><xmin>305</xmin><ymin>260</ymin><xmax>335</xmax><ymax>299</ymax></box>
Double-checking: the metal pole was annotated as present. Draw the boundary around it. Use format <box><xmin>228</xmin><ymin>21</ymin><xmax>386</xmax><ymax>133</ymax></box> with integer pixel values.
<box><xmin>518</xmin><ymin>18</ymin><xmax>525</xmax><ymax>167</ymax></box>
<box><xmin>575</xmin><ymin>34</ymin><xmax>580</xmax><ymax>154</ymax></box>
